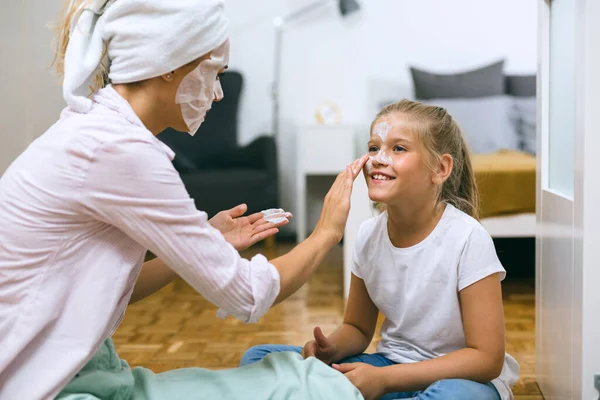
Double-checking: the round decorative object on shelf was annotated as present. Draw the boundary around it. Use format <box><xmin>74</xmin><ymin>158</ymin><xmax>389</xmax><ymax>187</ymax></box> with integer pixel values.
<box><xmin>315</xmin><ymin>101</ymin><xmax>341</xmax><ymax>125</ymax></box>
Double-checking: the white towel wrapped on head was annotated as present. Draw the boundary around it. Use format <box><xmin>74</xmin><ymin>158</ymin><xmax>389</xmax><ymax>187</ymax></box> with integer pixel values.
<box><xmin>63</xmin><ymin>0</ymin><xmax>229</xmax><ymax>112</ymax></box>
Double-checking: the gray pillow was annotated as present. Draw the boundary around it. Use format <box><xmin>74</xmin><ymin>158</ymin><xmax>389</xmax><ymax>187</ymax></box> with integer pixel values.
<box><xmin>422</xmin><ymin>95</ymin><xmax>520</xmax><ymax>154</ymax></box>
<box><xmin>410</xmin><ymin>60</ymin><xmax>505</xmax><ymax>100</ymax></box>
<box><xmin>512</xmin><ymin>96</ymin><xmax>537</xmax><ymax>155</ymax></box>
<box><xmin>505</xmin><ymin>75</ymin><xmax>536</xmax><ymax>97</ymax></box>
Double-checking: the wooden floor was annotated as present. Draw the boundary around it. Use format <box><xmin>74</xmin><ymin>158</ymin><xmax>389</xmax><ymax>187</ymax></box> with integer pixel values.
<box><xmin>113</xmin><ymin>243</ymin><xmax>542</xmax><ymax>399</ymax></box>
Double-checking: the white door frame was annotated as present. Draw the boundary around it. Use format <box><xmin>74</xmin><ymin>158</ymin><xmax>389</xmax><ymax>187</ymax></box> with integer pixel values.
<box><xmin>536</xmin><ymin>1</ymin><xmax>577</xmax><ymax>398</ymax></box>
<box><xmin>577</xmin><ymin>0</ymin><xmax>600</xmax><ymax>397</ymax></box>
<box><xmin>537</xmin><ymin>0</ymin><xmax>600</xmax><ymax>398</ymax></box>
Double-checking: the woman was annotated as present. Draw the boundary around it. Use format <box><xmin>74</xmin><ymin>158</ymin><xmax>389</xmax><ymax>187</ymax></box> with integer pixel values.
<box><xmin>0</xmin><ymin>0</ymin><xmax>367</xmax><ymax>398</ymax></box>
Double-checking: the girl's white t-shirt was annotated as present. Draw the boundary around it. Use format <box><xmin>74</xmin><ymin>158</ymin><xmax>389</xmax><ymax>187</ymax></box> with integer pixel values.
<box><xmin>352</xmin><ymin>204</ymin><xmax>520</xmax><ymax>400</ymax></box>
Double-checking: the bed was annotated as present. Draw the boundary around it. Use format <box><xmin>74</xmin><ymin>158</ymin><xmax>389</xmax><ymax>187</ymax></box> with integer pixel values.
<box><xmin>474</xmin><ymin>150</ymin><xmax>536</xmax><ymax>237</ymax></box>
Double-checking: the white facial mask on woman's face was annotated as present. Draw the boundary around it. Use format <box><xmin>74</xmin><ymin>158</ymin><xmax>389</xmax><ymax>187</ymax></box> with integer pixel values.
<box><xmin>176</xmin><ymin>39</ymin><xmax>230</xmax><ymax>135</ymax></box>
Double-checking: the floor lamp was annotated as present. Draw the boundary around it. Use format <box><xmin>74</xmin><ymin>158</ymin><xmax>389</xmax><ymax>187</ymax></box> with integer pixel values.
<box><xmin>271</xmin><ymin>0</ymin><xmax>361</xmax><ymax>141</ymax></box>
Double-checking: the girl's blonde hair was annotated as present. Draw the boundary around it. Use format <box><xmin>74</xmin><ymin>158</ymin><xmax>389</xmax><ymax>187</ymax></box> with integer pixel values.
<box><xmin>51</xmin><ymin>0</ymin><xmax>109</xmax><ymax>94</ymax></box>
<box><xmin>372</xmin><ymin>99</ymin><xmax>480</xmax><ymax>220</ymax></box>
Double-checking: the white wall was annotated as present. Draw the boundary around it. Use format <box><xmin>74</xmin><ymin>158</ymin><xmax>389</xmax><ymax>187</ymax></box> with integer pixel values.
<box><xmin>0</xmin><ymin>0</ymin><xmax>65</xmax><ymax>174</ymax></box>
<box><xmin>226</xmin><ymin>0</ymin><xmax>538</xmax><ymax>235</ymax></box>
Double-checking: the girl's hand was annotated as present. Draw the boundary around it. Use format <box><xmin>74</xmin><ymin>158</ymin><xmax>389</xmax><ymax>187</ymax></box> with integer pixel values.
<box><xmin>314</xmin><ymin>155</ymin><xmax>369</xmax><ymax>243</ymax></box>
<box><xmin>332</xmin><ymin>363</ymin><xmax>385</xmax><ymax>400</ymax></box>
<box><xmin>301</xmin><ymin>326</ymin><xmax>337</xmax><ymax>364</ymax></box>
<box><xmin>209</xmin><ymin>204</ymin><xmax>291</xmax><ymax>251</ymax></box>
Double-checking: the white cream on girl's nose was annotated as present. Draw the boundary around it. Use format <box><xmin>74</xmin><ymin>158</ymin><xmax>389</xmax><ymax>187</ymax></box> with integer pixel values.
<box><xmin>366</xmin><ymin>151</ymin><xmax>392</xmax><ymax>173</ymax></box>
<box><xmin>374</xmin><ymin>151</ymin><xmax>392</xmax><ymax>165</ymax></box>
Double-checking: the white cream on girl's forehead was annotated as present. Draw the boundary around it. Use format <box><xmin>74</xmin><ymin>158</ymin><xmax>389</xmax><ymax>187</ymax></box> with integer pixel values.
<box><xmin>373</xmin><ymin>121</ymin><xmax>391</xmax><ymax>141</ymax></box>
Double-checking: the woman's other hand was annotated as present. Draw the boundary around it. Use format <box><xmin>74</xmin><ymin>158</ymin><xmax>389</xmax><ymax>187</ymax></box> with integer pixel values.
<box><xmin>209</xmin><ymin>204</ymin><xmax>291</xmax><ymax>251</ymax></box>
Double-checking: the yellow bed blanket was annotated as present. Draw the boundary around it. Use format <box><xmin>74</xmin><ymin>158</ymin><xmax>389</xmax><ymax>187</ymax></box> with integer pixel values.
<box><xmin>472</xmin><ymin>150</ymin><xmax>536</xmax><ymax>219</ymax></box>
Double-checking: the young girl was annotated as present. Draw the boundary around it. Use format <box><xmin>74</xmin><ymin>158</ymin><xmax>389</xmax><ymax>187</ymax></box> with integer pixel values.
<box><xmin>240</xmin><ymin>99</ymin><xmax>520</xmax><ymax>400</ymax></box>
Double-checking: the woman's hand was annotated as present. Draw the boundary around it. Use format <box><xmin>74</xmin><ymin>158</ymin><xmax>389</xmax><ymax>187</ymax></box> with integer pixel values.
<box><xmin>314</xmin><ymin>155</ymin><xmax>369</xmax><ymax>243</ymax></box>
<box><xmin>332</xmin><ymin>363</ymin><xmax>386</xmax><ymax>400</ymax></box>
<box><xmin>301</xmin><ymin>326</ymin><xmax>337</xmax><ymax>364</ymax></box>
<box><xmin>209</xmin><ymin>204</ymin><xmax>291</xmax><ymax>251</ymax></box>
